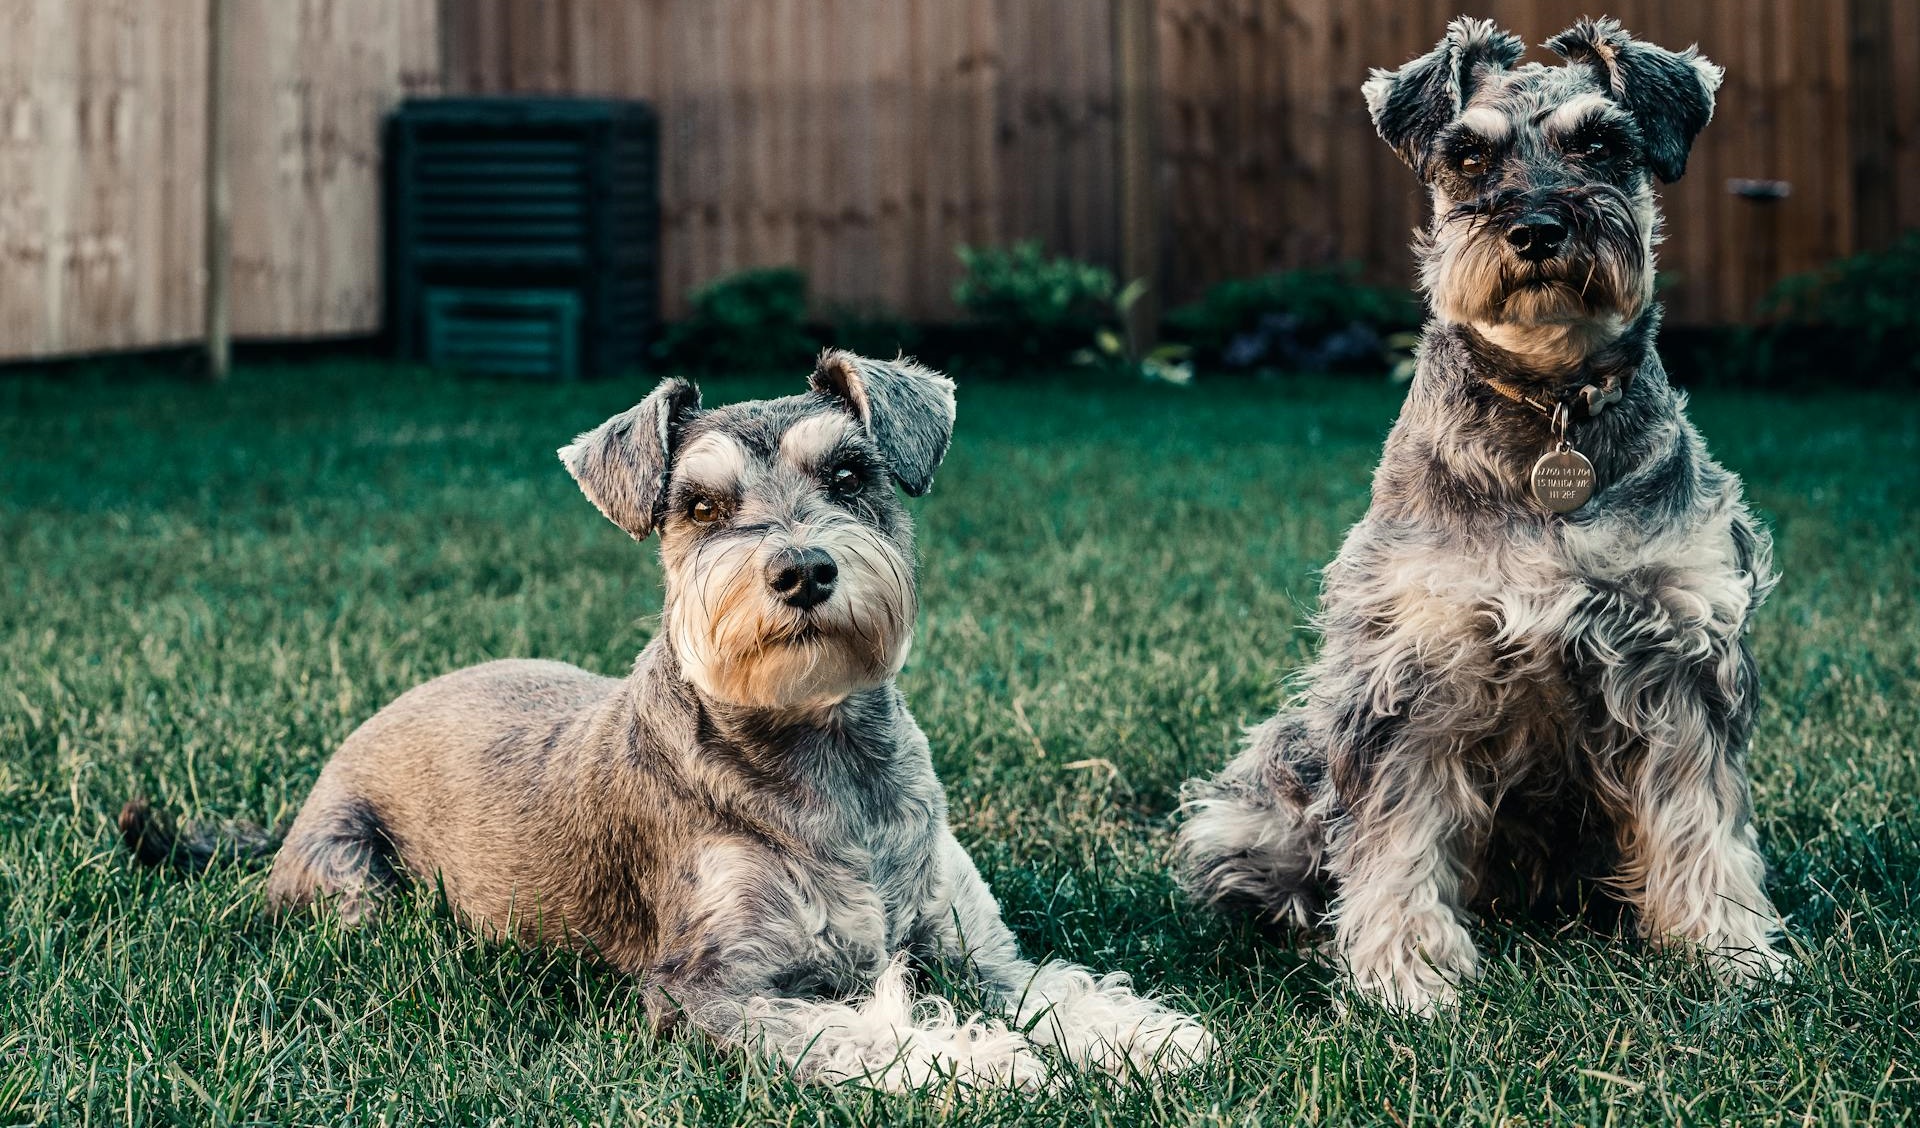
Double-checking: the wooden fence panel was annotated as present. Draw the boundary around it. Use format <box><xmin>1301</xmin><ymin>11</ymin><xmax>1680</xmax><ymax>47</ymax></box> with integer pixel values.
<box><xmin>228</xmin><ymin>0</ymin><xmax>441</xmax><ymax>339</ymax></box>
<box><xmin>0</xmin><ymin>0</ymin><xmax>206</xmax><ymax>358</ymax></box>
<box><xmin>440</xmin><ymin>0</ymin><xmax>1115</xmax><ymax>320</ymax></box>
<box><xmin>994</xmin><ymin>0</ymin><xmax>1120</xmax><ymax>268</ymax></box>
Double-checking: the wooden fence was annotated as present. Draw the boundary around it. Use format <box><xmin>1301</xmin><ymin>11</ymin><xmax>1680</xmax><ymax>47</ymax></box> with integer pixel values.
<box><xmin>3</xmin><ymin>0</ymin><xmax>1916</xmax><ymax>360</ymax></box>
<box><xmin>0</xmin><ymin>0</ymin><xmax>439</xmax><ymax>359</ymax></box>
<box><xmin>0</xmin><ymin>1</ymin><xmax>205</xmax><ymax>357</ymax></box>
<box><xmin>440</xmin><ymin>0</ymin><xmax>1127</xmax><ymax>325</ymax></box>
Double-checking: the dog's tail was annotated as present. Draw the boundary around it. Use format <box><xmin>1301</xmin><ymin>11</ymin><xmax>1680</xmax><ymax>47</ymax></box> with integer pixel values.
<box><xmin>119</xmin><ymin>798</ymin><xmax>281</xmax><ymax>872</ymax></box>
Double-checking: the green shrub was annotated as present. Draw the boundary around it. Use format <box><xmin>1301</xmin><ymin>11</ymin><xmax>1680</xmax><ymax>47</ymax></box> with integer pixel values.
<box><xmin>1755</xmin><ymin>230</ymin><xmax>1920</xmax><ymax>382</ymax></box>
<box><xmin>1167</xmin><ymin>265</ymin><xmax>1420</xmax><ymax>375</ymax></box>
<box><xmin>656</xmin><ymin>267</ymin><xmax>816</xmax><ymax>374</ymax></box>
<box><xmin>952</xmin><ymin>242</ymin><xmax>1120</xmax><ymax>369</ymax></box>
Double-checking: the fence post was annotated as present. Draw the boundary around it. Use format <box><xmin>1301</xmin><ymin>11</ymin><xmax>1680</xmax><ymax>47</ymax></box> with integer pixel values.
<box><xmin>204</xmin><ymin>0</ymin><xmax>231</xmax><ymax>382</ymax></box>
<box><xmin>1114</xmin><ymin>0</ymin><xmax>1161</xmax><ymax>353</ymax></box>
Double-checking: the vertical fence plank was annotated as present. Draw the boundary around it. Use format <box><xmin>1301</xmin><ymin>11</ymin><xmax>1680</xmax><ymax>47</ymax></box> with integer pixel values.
<box><xmin>206</xmin><ymin>0</ymin><xmax>231</xmax><ymax>378</ymax></box>
<box><xmin>992</xmin><ymin>0</ymin><xmax>1033</xmax><ymax>247</ymax></box>
<box><xmin>1115</xmin><ymin>0</ymin><xmax>1162</xmax><ymax>343</ymax></box>
<box><xmin>903</xmin><ymin>0</ymin><xmax>932</xmax><ymax>316</ymax></box>
<box><xmin>871</xmin><ymin>0</ymin><xmax>913</xmax><ymax>315</ymax></box>
<box><xmin>1847</xmin><ymin>0</ymin><xmax>1894</xmax><ymax>253</ymax></box>
<box><xmin>1890</xmin><ymin>0</ymin><xmax>1920</xmax><ymax>233</ymax></box>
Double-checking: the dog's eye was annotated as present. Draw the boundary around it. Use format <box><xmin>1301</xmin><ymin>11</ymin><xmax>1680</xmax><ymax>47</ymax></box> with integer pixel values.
<box><xmin>1569</xmin><ymin>129</ymin><xmax>1613</xmax><ymax>159</ymax></box>
<box><xmin>1458</xmin><ymin>152</ymin><xmax>1486</xmax><ymax>177</ymax></box>
<box><xmin>828</xmin><ymin>466</ymin><xmax>863</xmax><ymax>497</ymax></box>
<box><xmin>689</xmin><ymin>499</ymin><xmax>722</xmax><ymax>525</ymax></box>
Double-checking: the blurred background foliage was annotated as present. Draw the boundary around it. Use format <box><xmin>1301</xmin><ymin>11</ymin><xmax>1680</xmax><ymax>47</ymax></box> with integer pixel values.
<box><xmin>647</xmin><ymin>230</ymin><xmax>1920</xmax><ymax>391</ymax></box>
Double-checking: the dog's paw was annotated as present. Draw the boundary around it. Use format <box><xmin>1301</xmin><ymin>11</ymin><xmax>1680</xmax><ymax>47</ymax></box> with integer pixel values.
<box><xmin>747</xmin><ymin>957</ymin><xmax>1053</xmax><ymax>1092</ymax></box>
<box><xmin>1012</xmin><ymin>965</ymin><xmax>1215</xmax><ymax>1080</ymax></box>
<box><xmin>1342</xmin><ymin>941</ymin><xmax>1478</xmax><ymax>1018</ymax></box>
<box><xmin>1337</xmin><ymin>916</ymin><xmax>1479</xmax><ymax>1018</ymax></box>
<box><xmin>1100</xmin><ymin>998</ymin><xmax>1217</xmax><ymax>1077</ymax></box>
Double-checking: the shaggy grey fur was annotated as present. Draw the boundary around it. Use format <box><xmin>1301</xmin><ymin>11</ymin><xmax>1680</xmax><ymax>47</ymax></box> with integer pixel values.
<box><xmin>123</xmin><ymin>351</ymin><xmax>1211</xmax><ymax>1089</ymax></box>
<box><xmin>1177</xmin><ymin>18</ymin><xmax>1788</xmax><ymax>1014</ymax></box>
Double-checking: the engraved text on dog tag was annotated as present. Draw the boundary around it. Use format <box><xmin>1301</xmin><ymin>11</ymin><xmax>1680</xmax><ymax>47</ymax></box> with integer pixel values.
<box><xmin>1530</xmin><ymin>446</ymin><xmax>1595</xmax><ymax>513</ymax></box>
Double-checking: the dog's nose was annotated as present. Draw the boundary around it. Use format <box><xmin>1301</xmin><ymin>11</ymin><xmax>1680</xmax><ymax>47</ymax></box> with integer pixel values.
<box><xmin>766</xmin><ymin>547</ymin><xmax>838</xmax><ymax>609</ymax></box>
<box><xmin>1505</xmin><ymin>215</ymin><xmax>1568</xmax><ymax>262</ymax></box>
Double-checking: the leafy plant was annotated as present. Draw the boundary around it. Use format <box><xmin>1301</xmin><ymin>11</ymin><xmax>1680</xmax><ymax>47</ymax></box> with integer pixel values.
<box><xmin>656</xmin><ymin>267</ymin><xmax>816</xmax><ymax>374</ymax></box>
<box><xmin>1167</xmin><ymin>265</ymin><xmax>1420</xmax><ymax>376</ymax></box>
<box><xmin>952</xmin><ymin>242</ymin><xmax>1120</xmax><ymax>369</ymax></box>
<box><xmin>1756</xmin><ymin>229</ymin><xmax>1920</xmax><ymax>381</ymax></box>
<box><xmin>1080</xmin><ymin>279</ymin><xmax>1194</xmax><ymax>385</ymax></box>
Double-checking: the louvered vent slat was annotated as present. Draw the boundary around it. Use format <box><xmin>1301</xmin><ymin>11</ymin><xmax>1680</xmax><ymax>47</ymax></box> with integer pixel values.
<box><xmin>388</xmin><ymin>98</ymin><xmax>660</xmax><ymax>381</ymax></box>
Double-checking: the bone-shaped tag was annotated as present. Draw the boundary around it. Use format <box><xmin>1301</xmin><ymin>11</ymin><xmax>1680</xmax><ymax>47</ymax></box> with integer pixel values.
<box><xmin>1581</xmin><ymin>380</ymin><xmax>1624</xmax><ymax>417</ymax></box>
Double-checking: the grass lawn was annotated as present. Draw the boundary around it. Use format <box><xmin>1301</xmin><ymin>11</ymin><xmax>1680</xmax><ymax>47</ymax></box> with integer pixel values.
<box><xmin>2</xmin><ymin>361</ymin><xmax>1916</xmax><ymax>1126</ymax></box>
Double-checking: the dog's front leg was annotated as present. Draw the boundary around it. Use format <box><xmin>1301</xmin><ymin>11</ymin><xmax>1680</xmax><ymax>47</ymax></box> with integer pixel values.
<box><xmin>643</xmin><ymin>853</ymin><xmax>1049</xmax><ymax>1091</ymax></box>
<box><xmin>1606</xmin><ymin>643</ymin><xmax>1788</xmax><ymax>980</ymax></box>
<box><xmin>1324</xmin><ymin>721</ymin><xmax>1482</xmax><ymax>1015</ymax></box>
<box><xmin>921</xmin><ymin>833</ymin><xmax>1215</xmax><ymax>1078</ymax></box>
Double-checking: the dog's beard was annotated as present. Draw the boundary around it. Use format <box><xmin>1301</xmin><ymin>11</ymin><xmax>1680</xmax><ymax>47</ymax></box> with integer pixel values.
<box><xmin>665</xmin><ymin>522</ymin><xmax>916</xmax><ymax>711</ymax></box>
<box><xmin>1420</xmin><ymin>187</ymin><xmax>1655</xmax><ymax>336</ymax></box>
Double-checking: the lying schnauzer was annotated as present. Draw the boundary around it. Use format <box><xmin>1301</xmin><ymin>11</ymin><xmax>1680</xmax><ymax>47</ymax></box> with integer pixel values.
<box><xmin>123</xmin><ymin>351</ymin><xmax>1211</xmax><ymax>1088</ymax></box>
<box><xmin>1178</xmin><ymin>18</ymin><xmax>1787</xmax><ymax>1014</ymax></box>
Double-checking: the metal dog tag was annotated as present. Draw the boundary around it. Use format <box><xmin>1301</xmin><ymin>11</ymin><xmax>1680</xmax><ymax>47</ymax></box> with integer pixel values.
<box><xmin>1531</xmin><ymin>445</ymin><xmax>1595</xmax><ymax>514</ymax></box>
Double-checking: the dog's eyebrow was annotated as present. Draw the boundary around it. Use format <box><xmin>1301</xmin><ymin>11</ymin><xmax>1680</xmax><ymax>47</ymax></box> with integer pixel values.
<box><xmin>673</xmin><ymin>431</ymin><xmax>752</xmax><ymax>493</ymax></box>
<box><xmin>1537</xmin><ymin>93</ymin><xmax>1623</xmax><ymax>133</ymax></box>
<box><xmin>1458</xmin><ymin>107</ymin><xmax>1512</xmax><ymax>143</ymax></box>
<box><xmin>778</xmin><ymin>414</ymin><xmax>859</xmax><ymax>471</ymax></box>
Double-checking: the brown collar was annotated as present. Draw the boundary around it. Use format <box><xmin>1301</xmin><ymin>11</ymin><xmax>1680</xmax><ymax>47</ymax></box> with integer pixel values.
<box><xmin>1483</xmin><ymin>369</ymin><xmax>1627</xmax><ymax>421</ymax></box>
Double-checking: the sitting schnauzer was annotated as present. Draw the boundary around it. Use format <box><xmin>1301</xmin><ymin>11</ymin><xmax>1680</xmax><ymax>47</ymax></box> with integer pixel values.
<box><xmin>123</xmin><ymin>351</ymin><xmax>1211</xmax><ymax>1088</ymax></box>
<box><xmin>1178</xmin><ymin>18</ymin><xmax>1787</xmax><ymax>1014</ymax></box>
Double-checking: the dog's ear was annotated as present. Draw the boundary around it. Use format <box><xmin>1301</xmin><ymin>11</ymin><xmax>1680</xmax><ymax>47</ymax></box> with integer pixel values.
<box><xmin>1363</xmin><ymin>17</ymin><xmax>1526</xmax><ymax>173</ymax></box>
<box><xmin>808</xmin><ymin>350</ymin><xmax>956</xmax><ymax>497</ymax></box>
<box><xmin>558</xmin><ymin>377</ymin><xmax>703</xmax><ymax>540</ymax></box>
<box><xmin>1547</xmin><ymin>18</ymin><xmax>1723</xmax><ymax>183</ymax></box>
